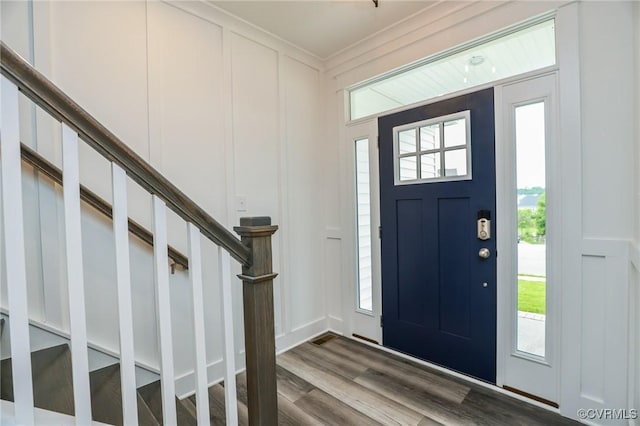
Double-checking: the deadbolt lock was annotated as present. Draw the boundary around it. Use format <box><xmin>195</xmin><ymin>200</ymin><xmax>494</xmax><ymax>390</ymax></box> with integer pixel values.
<box><xmin>477</xmin><ymin>210</ymin><xmax>491</xmax><ymax>241</ymax></box>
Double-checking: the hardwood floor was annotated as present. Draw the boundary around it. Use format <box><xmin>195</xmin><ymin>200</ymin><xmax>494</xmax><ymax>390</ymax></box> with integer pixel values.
<box><xmin>229</xmin><ymin>334</ymin><xmax>580</xmax><ymax>426</ymax></box>
<box><xmin>0</xmin><ymin>334</ymin><xmax>581</xmax><ymax>425</ymax></box>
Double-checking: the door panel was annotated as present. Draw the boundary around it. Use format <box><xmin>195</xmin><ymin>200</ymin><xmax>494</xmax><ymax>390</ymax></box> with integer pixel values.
<box><xmin>396</xmin><ymin>199</ymin><xmax>424</xmax><ymax>326</ymax></box>
<box><xmin>379</xmin><ymin>88</ymin><xmax>496</xmax><ymax>383</ymax></box>
<box><xmin>438</xmin><ymin>197</ymin><xmax>472</xmax><ymax>338</ymax></box>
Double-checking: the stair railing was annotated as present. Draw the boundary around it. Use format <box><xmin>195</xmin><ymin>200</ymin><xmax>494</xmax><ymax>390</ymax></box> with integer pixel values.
<box><xmin>19</xmin><ymin>142</ymin><xmax>190</xmax><ymax>271</ymax></box>
<box><xmin>1</xmin><ymin>41</ymin><xmax>278</xmax><ymax>425</ymax></box>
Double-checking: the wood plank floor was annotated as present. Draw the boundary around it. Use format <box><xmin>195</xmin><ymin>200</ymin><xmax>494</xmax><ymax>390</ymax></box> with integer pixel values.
<box><xmin>209</xmin><ymin>334</ymin><xmax>580</xmax><ymax>426</ymax></box>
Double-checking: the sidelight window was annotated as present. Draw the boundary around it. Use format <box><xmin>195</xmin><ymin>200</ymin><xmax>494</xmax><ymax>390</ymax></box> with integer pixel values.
<box><xmin>515</xmin><ymin>101</ymin><xmax>547</xmax><ymax>358</ymax></box>
<box><xmin>355</xmin><ymin>138</ymin><xmax>373</xmax><ymax>312</ymax></box>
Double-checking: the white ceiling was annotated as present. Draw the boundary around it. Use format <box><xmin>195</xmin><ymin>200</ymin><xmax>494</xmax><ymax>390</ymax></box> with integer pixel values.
<box><xmin>209</xmin><ymin>1</ymin><xmax>437</xmax><ymax>59</ymax></box>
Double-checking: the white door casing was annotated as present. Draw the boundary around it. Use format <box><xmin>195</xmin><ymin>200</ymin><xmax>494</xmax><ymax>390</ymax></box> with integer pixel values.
<box><xmin>344</xmin><ymin>119</ymin><xmax>382</xmax><ymax>343</ymax></box>
<box><xmin>495</xmin><ymin>72</ymin><xmax>560</xmax><ymax>403</ymax></box>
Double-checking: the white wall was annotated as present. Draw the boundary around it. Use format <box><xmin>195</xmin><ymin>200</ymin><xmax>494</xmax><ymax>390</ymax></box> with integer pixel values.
<box><xmin>0</xmin><ymin>0</ymin><xmax>51</xmax><ymax>329</ymax></box>
<box><xmin>1</xmin><ymin>0</ymin><xmax>325</xmax><ymax>397</ymax></box>
<box><xmin>565</xmin><ymin>3</ymin><xmax>637</xmax><ymax>417</ymax></box>
<box><xmin>323</xmin><ymin>1</ymin><xmax>638</xmax><ymax>424</ymax></box>
<box><xmin>579</xmin><ymin>3</ymin><xmax>634</xmax><ymax>241</ymax></box>
<box><xmin>562</xmin><ymin>3</ymin><xmax>635</xmax><ymax>423</ymax></box>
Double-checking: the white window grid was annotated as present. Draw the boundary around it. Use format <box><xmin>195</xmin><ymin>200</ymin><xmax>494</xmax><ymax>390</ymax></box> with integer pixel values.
<box><xmin>393</xmin><ymin>110</ymin><xmax>472</xmax><ymax>185</ymax></box>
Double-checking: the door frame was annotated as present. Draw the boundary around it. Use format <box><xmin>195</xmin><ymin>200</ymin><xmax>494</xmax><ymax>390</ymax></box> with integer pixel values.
<box><xmin>337</xmin><ymin>5</ymin><xmax>586</xmax><ymax>418</ymax></box>
<box><xmin>342</xmin><ymin>119</ymin><xmax>383</xmax><ymax>343</ymax></box>
<box><xmin>340</xmin><ymin>70</ymin><xmax>561</xmax><ymax>380</ymax></box>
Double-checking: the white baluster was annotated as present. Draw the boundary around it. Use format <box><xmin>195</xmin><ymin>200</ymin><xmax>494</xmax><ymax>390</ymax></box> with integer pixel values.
<box><xmin>112</xmin><ymin>163</ymin><xmax>138</xmax><ymax>425</ymax></box>
<box><xmin>1</xmin><ymin>77</ymin><xmax>34</xmax><ymax>425</ymax></box>
<box><xmin>188</xmin><ymin>224</ymin><xmax>211</xmax><ymax>425</ymax></box>
<box><xmin>61</xmin><ymin>123</ymin><xmax>92</xmax><ymax>425</ymax></box>
<box><xmin>152</xmin><ymin>195</ymin><xmax>177</xmax><ymax>424</ymax></box>
<box><xmin>218</xmin><ymin>246</ymin><xmax>238</xmax><ymax>425</ymax></box>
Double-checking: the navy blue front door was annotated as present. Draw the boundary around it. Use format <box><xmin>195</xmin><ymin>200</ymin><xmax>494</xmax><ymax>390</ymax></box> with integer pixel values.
<box><xmin>379</xmin><ymin>88</ymin><xmax>496</xmax><ymax>383</ymax></box>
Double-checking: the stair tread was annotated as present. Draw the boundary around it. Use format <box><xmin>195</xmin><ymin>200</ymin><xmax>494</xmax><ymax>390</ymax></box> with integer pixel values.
<box><xmin>2</xmin><ymin>343</ymin><xmax>265</xmax><ymax>426</ymax></box>
<box><xmin>89</xmin><ymin>362</ymin><xmax>163</xmax><ymax>426</ymax></box>
<box><xmin>189</xmin><ymin>383</ymin><xmax>247</xmax><ymax>426</ymax></box>
<box><xmin>138</xmin><ymin>380</ymin><xmax>196</xmax><ymax>425</ymax></box>
<box><xmin>138</xmin><ymin>392</ymin><xmax>162</xmax><ymax>426</ymax></box>
<box><xmin>1</xmin><ymin>343</ymin><xmax>75</xmax><ymax>416</ymax></box>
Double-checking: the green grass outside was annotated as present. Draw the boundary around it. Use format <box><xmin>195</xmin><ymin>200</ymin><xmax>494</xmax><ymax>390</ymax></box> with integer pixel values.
<box><xmin>518</xmin><ymin>279</ymin><xmax>546</xmax><ymax>314</ymax></box>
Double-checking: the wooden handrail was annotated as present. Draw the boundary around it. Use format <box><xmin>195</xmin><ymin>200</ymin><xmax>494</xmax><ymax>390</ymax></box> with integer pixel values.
<box><xmin>0</xmin><ymin>42</ymin><xmax>251</xmax><ymax>266</ymax></box>
<box><xmin>20</xmin><ymin>143</ymin><xmax>190</xmax><ymax>270</ymax></box>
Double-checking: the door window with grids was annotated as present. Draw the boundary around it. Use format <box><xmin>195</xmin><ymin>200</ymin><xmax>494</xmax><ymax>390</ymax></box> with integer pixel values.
<box><xmin>393</xmin><ymin>111</ymin><xmax>471</xmax><ymax>185</ymax></box>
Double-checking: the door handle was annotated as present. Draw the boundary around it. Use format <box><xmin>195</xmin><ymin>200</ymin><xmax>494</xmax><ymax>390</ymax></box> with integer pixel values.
<box><xmin>478</xmin><ymin>248</ymin><xmax>491</xmax><ymax>259</ymax></box>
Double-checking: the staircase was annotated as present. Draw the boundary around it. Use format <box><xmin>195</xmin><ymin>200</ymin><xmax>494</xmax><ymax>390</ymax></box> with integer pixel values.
<box><xmin>1</xmin><ymin>41</ymin><xmax>280</xmax><ymax>425</ymax></box>
<box><xmin>0</xmin><ymin>343</ymin><xmax>252</xmax><ymax>425</ymax></box>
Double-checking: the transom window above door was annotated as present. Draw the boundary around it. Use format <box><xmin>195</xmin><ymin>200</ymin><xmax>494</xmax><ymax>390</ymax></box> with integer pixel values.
<box><xmin>349</xmin><ymin>18</ymin><xmax>555</xmax><ymax>120</ymax></box>
<box><xmin>394</xmin><ymin>110</ymin><xmax>471</xmax><ymax>185</ymax></box>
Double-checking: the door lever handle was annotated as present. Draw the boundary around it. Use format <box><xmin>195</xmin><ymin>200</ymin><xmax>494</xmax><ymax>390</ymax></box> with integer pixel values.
<box><xmin>478</xmin><ymin>248</ymin><xmax>491</xmax><ymax>259</ymax></box>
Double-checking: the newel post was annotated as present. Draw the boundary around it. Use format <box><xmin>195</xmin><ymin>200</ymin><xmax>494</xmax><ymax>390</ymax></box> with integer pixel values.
<box><xmin>234</xmin><ymin>217</ymin><xmax>279</xmax><ymax>425</ymax></box>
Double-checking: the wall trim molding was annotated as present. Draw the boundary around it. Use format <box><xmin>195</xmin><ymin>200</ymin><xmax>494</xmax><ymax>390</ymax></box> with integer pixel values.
<box><xmin>289</xmin><ymin>317</ymin><xmax>327</xmax><ymax>335</ymax></box>
<box><xmin>163</xmin><ymin>0</ymin><xmax>322</xmax><ymax>71</ymax></box>
<box><xmin>571</xmin><ymin>238</ymin><xmax>632</xmax><ymax>420</ymax></box>
<box><xmin>325</xmin><ymin>1</ymin><xmax>503</xmax><ymax>76</ymax></box>
<box><xmin>328</xmin><ymin>315</ymin><xmax>343</xmax><ymax>332</ymax></box>
<box><xmin>630</xmin><ymin>242</ymin><xmax>640</xmax><ymax>271</ymax></box>
<box><xmin>325</xmin><ymin>227</ymin><xmax>342</xmax><ymax>240</ymax></box>
<box><xmin>326</xmin><ymin>1</ymin><xmax>567</xmax><ymax>85</ymax></box>
<box><xmin>581</xmin><ymin>237</ymin><xmax>632</xmax><ymax>259</ymax></box>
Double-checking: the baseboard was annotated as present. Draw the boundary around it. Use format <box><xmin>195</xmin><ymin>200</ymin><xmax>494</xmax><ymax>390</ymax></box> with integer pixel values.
<box><xmin>282</xmin><ymin>317</ymin><xmax>327</xmax><ymax>348</ymax></box>
<box><xmin>175</xmin><ymin>318</ymin><xmax>329</xmax><ymax>399</ymax></box>
<box><xmin>327</xmin><ymin>327</ymin><xmax>344</xmax><ymax>337</ymax></box>
<box><xmin>277</xmin><ymin>323</ymin><xmax>329</xmax><ymax>355</ymax></box>
<box><xmin>1</xmin><ymin>400</ymin><xmax>111</xmax><ymax>425</ymax></box>
<box><xmin>175</xmin><ymin>357</ymin><xmax>223</xmax><ymax>399</ymax></box>
<box><xmin>327</xmin><ymin>315</ymin><xmax>343</xmax><ymax>332</ymax></box>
